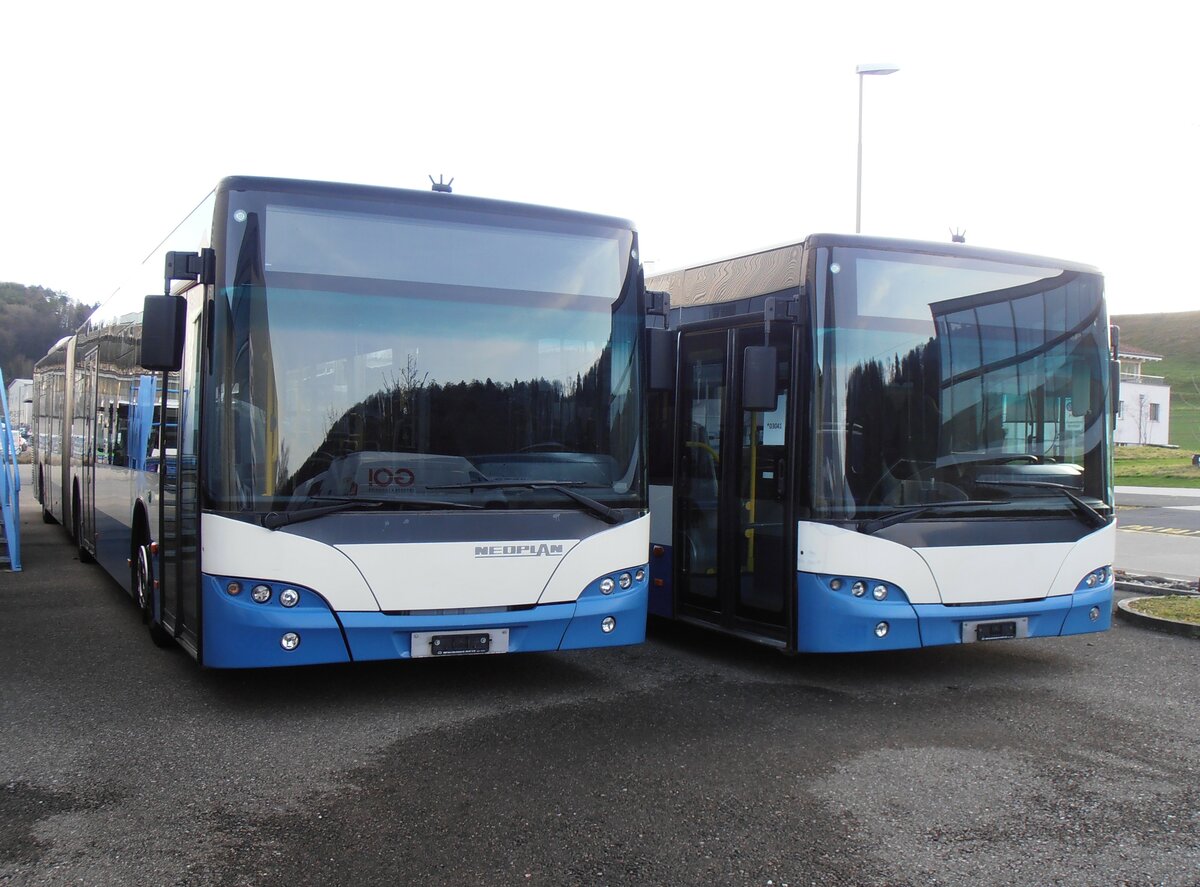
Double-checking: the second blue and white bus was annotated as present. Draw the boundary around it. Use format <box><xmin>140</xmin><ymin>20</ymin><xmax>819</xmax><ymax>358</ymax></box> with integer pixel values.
<box><xmin>34</xmin><ymin>176</ymin><xmax>657</xmax><ymax>667</ymax></box>
<box><xmin>645</xmin><ymin>235</ymin><xmax>1115</xmax><ymax>652</ymax></box>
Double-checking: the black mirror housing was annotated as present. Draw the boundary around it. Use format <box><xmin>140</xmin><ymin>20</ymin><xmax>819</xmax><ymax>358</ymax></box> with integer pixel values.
<box><xmin>647</xmin><ymin>328</ymin><xmax>676</xmax><ymax>391</ymax></box>
<box><xmin>139</xmin><ymin>295</ymin><xmax>187</xmax><ymax>372</ymax></box>
<box><xmin>742</xmin><ymin>346</ymin><xmax>778</xmax><ymax>412</ymax></box>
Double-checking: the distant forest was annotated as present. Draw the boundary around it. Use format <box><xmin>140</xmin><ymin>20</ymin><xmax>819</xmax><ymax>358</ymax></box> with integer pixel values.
<box><xmin>0</xmin><ymin>283</ymin><xmax>96</xmax><ymax>382</ymax></box>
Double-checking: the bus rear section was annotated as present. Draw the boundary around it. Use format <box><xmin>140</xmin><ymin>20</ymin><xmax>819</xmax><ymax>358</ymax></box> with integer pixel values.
<box><xmin>38</xmin><ymin>176</ymin><xmax>655</xmax><ymax>668</ymax></box>
<box><xmin>647</xmin><ymin>235</ymin><xmax>1115</xmax><ymax>653</ymax></box>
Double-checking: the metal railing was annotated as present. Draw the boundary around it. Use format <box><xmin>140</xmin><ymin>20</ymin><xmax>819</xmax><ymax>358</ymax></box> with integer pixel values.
<box><xmin>1119</xmin><ymin>372</ymin><xmax>1167</xmax><ymax>384</ymax></box>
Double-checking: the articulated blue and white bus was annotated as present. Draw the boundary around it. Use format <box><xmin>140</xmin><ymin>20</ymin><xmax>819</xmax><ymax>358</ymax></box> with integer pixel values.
<box><xmin>645</xmin><ymin>235</ymin><xmax>1116</xmax><ymax>652</ymax></box>
<box><xmin>34</xmin><ymin>176</ymin><xmax>656</xmax><ymax>667</ymax></box>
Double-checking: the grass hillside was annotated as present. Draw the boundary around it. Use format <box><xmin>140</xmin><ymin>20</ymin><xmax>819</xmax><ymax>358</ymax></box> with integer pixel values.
<box><xmin>1111</xmin><ymin>310</ymin><xmax>1200</xmax><ymax>453</ymax></box>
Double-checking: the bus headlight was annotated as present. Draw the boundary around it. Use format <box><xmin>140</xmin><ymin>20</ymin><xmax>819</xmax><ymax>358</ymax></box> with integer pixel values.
<box><xmin>279</xmin><ymin>588</ymin><xmax>300</xmax><ymax>608</ymax></box>
<box><xmin>634</xmin><ymin>568</ymin><xmax>645</xmax><ymax>583</ymax></box>
<box><xmin>280</xmin><ymin>632</ymin><xmax>300</xmax><ymax>650</ymax></box>
<box><xmin>875</xmin><ymin>622</ymin><xmax>890</xmax><ymax>638</ymax></box>
<box><xmin>251</xmin><ymin>584</ymin><xmax>272</xmax><ymax>604</ymax></box>
<box><xmin>852</xmin><ymin>581</ymin><xmax>867</xmax><ymax>597</ymax></box>
<box><xmin>601</xmin><ymin>616</ymin><xmax>616</xmax><ymax>633</ymax></box>
<box><xmin>600</xmin><ymin>577</ymin><xmax>615</xmax><ymax>595</ymax></box>
<box><xmin>618</xmin><ymin>572</ymin><xmax>633</xmax><ymax>589</ymax></box>
<box><xmin>872</xmin><ymin>584</ymin><xmax>888</xmax><ymax>601</ymax></box>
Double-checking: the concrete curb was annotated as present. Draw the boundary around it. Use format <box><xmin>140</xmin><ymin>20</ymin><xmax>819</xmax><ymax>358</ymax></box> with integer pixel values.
<box><xmin>1115</xmin><ymin>597</ymin><xmax>1200</xmax><ymax>640</ymax></box>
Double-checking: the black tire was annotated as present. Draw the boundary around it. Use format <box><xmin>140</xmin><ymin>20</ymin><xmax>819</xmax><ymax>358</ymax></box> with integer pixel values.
<box><xmin>136</xmin><ymin>541</ymin><xmax>173</xmax><ymax>649</ymax></box>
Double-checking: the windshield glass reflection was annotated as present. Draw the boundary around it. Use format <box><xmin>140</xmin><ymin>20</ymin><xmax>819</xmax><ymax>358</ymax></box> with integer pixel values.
<box><xmin>814</xmin><ymin>247</ymin><xmax>1110</xmax><ymax>520</ymax></box>
<box><xmin>207</xmin><ymin>195</ymin><xmax>642</xmax><ymax>514</ymax></box>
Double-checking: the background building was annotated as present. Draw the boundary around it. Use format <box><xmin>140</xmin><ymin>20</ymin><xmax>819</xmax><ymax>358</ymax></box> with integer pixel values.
<box><xmin>1115</xmin><ymin>346</ymin><xmax>1171</xmax><ymax>446</ymax></box>
<box><xmin>4</xmin><ymin>377</ymin><xmax>32</xmax><ymax>427</ymax></box>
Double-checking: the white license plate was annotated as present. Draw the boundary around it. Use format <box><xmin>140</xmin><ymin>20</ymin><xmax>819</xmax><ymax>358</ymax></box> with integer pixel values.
<box><xmin>961</xmin><ymin>617</ymin><xmax>1029</xmax><ymax>643</ymax></box>
<box><xmin>411</xmin><ymin>628</ymin><xmax>510</xmax><ymax>658</ymax></box>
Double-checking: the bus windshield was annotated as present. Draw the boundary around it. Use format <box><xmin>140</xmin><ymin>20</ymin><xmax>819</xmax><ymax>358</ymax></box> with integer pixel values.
<box><xmin>813</xmin><ymin>246</ymin><xmax>1111</xmax><ymax>522</ymax></box>
<box><xmin>207</xmin><ymin>190</ymin><xmax>643</xmax><ymax>514</ymax></box>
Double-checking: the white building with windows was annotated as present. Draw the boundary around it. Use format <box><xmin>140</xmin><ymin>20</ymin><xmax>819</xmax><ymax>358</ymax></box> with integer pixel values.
<box><xmin>1115</xmin><ymin>346</ymin><xmax>1171</xmax><ymax>446</ymax></box>
<box><xmin>4</xmin><ymin>377</ymin><xmax>32</xmax><ymax>427</ymax></box>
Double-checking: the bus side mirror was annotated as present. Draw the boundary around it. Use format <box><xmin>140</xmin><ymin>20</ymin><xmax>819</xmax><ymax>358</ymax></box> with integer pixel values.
<box><xmin>647</xmin><ymin>327</ymin><xmax>676</xmax><ymax>391</ymax></box>
<box><xmin>743</xmin><ymin>346</ymin><xmax>778</xmax><ymax>412</ymax></box>
<box><xmin>139</xmin><ymin>295</ymin><xmax>187</xmax><ymax>372</ymax></box>
<box><xmin>1110</xmin><ymin>359</ymin><xmax>1120</xmax><ymax>429</ymax></box>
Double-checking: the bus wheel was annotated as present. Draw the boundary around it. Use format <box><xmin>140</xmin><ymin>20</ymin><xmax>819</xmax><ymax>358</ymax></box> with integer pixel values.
<box><xmin>137</xmin><ymin>542</ymin><xmax>172</xmax><ymax>649</ymax></box>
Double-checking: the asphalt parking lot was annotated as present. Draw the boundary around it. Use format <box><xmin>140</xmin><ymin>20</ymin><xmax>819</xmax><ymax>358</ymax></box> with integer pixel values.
<box><xmin>2</xmin><ymin>499</ymin><xmax>1199</xmax><ymax>887</ymax></box>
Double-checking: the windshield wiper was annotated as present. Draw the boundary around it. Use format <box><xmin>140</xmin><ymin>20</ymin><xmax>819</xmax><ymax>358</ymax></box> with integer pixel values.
<box><xmin>857</xmin><ymin>500</ymin><xmax>997</xmax><ymax>536</ymax></box>
<box><xmin>973</xmin><ymin>479</ymin><xmax>1109</xmax><ymax>529</ymax></box>
<box><xmin>262</xmin><ymin>496</ymin><xmax>481</xmax><ymax>530</ymax></box>
<box><xmin>427</xmin><ymin>480</ymin><xmax>624</xmax><ymax>525</ymax></box>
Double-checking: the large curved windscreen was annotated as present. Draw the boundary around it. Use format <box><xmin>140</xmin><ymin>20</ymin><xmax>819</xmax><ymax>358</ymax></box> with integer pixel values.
<box><xmin>206</xmin><ymin>192</ymin><xmax>642</xmax><ymax>514</ymax></box>
<box><xmin>812</xmin><ymin>246</ymin><xmax>1111</xmax><ymax>522</ymax></box>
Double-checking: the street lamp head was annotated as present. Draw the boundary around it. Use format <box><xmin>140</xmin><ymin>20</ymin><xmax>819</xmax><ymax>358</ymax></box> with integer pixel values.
<box><xmin>856</xmin><ymin>63</ymin><xmax>900</xmax><ymax>76</ymax></box>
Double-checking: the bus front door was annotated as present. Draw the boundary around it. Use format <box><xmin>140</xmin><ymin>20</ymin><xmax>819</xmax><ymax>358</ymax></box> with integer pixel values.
<box><xmin>675</xmin><ymin>325</ymin><xmax>792</xmax><ymax>645</ymax></box>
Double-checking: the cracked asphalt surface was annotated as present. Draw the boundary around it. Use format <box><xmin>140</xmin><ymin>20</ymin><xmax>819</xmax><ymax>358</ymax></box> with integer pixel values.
<box><xmin>2</xmin><ymin>500</ymin><xmax>1198</xmax><ymax>886</ymax></box>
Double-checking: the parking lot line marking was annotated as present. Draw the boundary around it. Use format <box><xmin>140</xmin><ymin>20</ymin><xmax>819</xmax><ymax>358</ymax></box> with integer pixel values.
<box><xmin>1118</xmin><ymin>524</ymin><xmax>1200</xmax><ymax>538</ymax></box>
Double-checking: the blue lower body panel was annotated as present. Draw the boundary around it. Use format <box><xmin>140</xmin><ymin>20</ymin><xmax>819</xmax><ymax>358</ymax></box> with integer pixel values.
<box><xmin>796</xmin><ymin>573</ymin><xmax>923</xmax><ymax>652</ymax></box>
<box><xmin>915</xmin><ymin>583</ymin><xmax>1112</xmax><ymax>646</ymax></box>
<box><xmin>648</xmin><ymin>546</ymin><xmax>674</xmax><ymax>618</ymax></box>
<box><xmin>796</xmin><ymin>572</ymin><xmax>1114</xmax><ymax>653</ymax></box>
<box><xmin>201</xmin><ymin>574</ymin><xmax>646</xmax><ymax>668</ymax></box>
<box><xmin>341</xmin><ymin>585</ymin><xmax>646</xmax><ymax>661</ymax></box>
<box><xmin>202</xmin><ymin>576</ymin><xmax>352</xmax><ymax>668</ymax></box>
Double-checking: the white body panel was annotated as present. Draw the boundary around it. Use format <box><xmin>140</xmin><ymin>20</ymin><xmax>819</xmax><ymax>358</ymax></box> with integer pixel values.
<box><xmin>202</xmin><ymin>513</ymin><xmax>649</xmax><ymax>612</ymax></box>
<box><xmin>797</xmin><ymin>520</ymin><xmax>1116</xmax><ymax>605</ymax></box>
<box><xmin>202</xmin><ymin>514</ymin><xmax>380</xmax><ymax>610</ymax></box>
<box><xmin>649</xmin><ymin>484</ymin><xmax>673</xmax><ymax>545</ymax></box>
<box><xmin>339</xmin><ymin>538</ymin><xmax>580</xmax><ymax>610</ymax></box>
<box><xmin>535</xmin><ymin>515</ymin><xmax>649</xmax><ymax>604</ymax></box>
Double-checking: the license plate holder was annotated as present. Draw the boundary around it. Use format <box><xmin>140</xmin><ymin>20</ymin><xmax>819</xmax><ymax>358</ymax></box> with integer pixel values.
<box><xmin>961</xmin><ymin>617</ymin><xmax>1029</xmax><ymax>643</ymax></box>
<box><xmin>412</xmin><ymin>628</ymin><xmax>510</xmax><ymax>658</ymax></box>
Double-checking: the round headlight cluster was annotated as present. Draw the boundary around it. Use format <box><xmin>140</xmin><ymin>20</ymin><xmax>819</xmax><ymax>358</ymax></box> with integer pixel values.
<box><xmin>1083</xmin><ymin>566</ymin><xmax>1111</xmax><ymax>588</ymax></box>
<box><xmin>598</xmin><ymin>567</ymin><xmax>647</xmax><ymax>595</ymax></box>
<box><xmin>226</xmin><ymin>580</ymin><xmax>303</xmax><ymax>607</ymax></box>
<box><xmin>832</xmin><ymin>577</ymin><xmax>893</xmax><ymax>603</ymax></box>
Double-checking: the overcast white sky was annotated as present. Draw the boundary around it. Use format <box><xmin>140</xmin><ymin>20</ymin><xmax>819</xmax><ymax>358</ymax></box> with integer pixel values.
<box><xmin>3</xmin><ymin>1</ymin><xmax>1197</xmax><ymax>316</ymax></box>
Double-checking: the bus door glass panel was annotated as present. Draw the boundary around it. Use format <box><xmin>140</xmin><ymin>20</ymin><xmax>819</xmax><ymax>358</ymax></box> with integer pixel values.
<box><xmin>77</xmin><ymin>346</ymin><xmax>98</xmax><ymax>540</ymax></box>
<box><xmin>176</xmin><ymin>311</ymin><xmax>204</xmax><ymax>643</ymax></box>
<box><xmin>676</xmin><ymin>332</ymin><xmax>726</xmax><ymax>612</ymax></box>
<box><xmin>157</xmin><ymin>367</ymin><xmax>183</xmax><ymax>635</ymax></box>
<box><xmin>734</xmin><ymin>326</ymin><xmax>790</xmax><ymax>628</ymax></box>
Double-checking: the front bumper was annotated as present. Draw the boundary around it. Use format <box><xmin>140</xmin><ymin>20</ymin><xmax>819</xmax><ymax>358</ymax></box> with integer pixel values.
<box><xmin>795</xmin><ymin>572</ymin><xmax>1113</xmax><ymax>653</ymax></box>
<box><xmin>200</xmin><ymin>573</ymin><xmax>647</xmax><ymax>668</ymax></box>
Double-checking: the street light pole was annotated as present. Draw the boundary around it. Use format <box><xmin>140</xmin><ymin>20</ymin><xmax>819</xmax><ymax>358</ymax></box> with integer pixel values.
<box><xmin>855</xmin><ymin>63</ymin><xmax>899</xmax><ymax>234</ymax></box>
